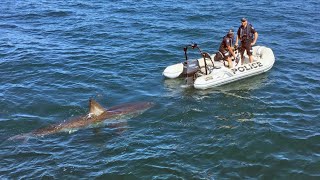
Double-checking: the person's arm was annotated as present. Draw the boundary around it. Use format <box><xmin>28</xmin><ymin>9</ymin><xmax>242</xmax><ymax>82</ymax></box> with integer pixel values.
<box><xmin>250</xmin><ymin>25</ymin><xmax>258</xmax><ymax>46</ymax></box>
<box><xmin>235</xmin><ymin>30</ymin><xmax>240</xmax><ymax>45</ymax></box>
<box><xmin>227</xmin><ymin>45</ymin><xmax>236</xmax><ymax>58</ymax></box>
<box><xmin>251</xmin><ymin>32</ymin><xmax>258</xmax><ymax>46</ymax></box>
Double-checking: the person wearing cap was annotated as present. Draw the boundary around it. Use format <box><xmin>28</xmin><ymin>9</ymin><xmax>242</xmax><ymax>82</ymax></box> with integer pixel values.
<box><xmin>235</xmin><ymin>18</ymin><xmax>258</xmax><ymax>65</ymax></box>
<box><xmin>218</xmin><ymin>29</ymin><xmax>237</xmax><ymax>69</ymax></box>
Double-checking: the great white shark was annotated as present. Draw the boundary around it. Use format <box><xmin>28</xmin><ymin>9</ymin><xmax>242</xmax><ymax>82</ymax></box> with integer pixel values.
<box><xmin>9</xmin><ymin>99</ymin><xmax>154</xmax><ymax>140</ymax></box>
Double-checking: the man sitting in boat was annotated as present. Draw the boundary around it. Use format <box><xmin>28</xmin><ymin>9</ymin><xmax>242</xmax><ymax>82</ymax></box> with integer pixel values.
<box><xmin>218</xmin><ymin>29</ymin><xmax>237</xmax><ymax>69</ymax></box>
<box><xmin>235</xmin><ymin>17</ymin><xmax>258</xmax><ymax>65</ymax></box>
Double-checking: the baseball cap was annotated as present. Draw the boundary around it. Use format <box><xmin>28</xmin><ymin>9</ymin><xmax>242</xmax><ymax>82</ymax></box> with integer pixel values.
<box><xmin>241</xmin><ymin>18</ymin><xmax>247</xmax><ymax>22</ymax></box>
<box><xmin>228</xmin><ymin>29</ymin><xmax>234</xmax><ymax>35</ymax></box>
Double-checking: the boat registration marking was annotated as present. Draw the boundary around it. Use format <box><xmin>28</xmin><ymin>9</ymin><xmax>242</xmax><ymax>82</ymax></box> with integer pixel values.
<box><xmin>231</xmin><ymin>62</ymin><xmax>263</xmax><ymax>74</ymax></box>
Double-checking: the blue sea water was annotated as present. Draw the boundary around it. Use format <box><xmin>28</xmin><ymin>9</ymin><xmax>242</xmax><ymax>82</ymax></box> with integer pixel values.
<box><xmin>0</xmin><ymin>0</ymin><xmax>319</xmax><ymax>179</ymax></box>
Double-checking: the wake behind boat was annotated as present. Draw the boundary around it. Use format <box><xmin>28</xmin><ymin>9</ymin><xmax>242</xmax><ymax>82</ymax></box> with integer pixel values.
<box><xmin>163</xmin><ymin>43</ymin><xmax>275</xmax><ymax>89</ymax></box>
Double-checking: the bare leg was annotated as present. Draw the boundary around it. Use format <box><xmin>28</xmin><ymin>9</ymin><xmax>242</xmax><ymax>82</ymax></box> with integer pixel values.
<box><xmin>227</xmin><ymin>57</ymin><xmax>233</xmax><ymax>69</ymax></box>
<box><xmin>240</xmin><ymin>53</ymin><xmax>245</xmax><ymax>65</ymax></box>
<box><xmin>249</xmin><ymin>55</ymin><xmax>254</xmax><ymax>63</ymax></box>
<box><xmin>240</xmin><ymin>50</ymin><xmax>245</xmax><ymax>65</ymax></box>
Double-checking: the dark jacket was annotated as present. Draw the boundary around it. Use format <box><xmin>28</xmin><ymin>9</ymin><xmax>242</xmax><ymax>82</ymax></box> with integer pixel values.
<box><xmin>219</xmin><ymin>35</ymin><xmax>233</xmax><ymax>53</ymax></box>
<box><xmin>237</xmin><ymin>24</ymin><xmax>256</xmax><ymax>42</ymax></box>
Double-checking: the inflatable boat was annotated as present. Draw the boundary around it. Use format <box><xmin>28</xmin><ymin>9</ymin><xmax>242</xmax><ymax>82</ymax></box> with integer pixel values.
<box><xmin>163</xmin><ymin>43</ymin><xmax>275</xmax><ymax>90</ymax></box>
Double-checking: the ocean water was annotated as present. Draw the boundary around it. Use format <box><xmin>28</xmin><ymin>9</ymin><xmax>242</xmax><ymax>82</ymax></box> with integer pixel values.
<box><xmin>1</xmin><ymin>0</ymin><xmax>319</xmax><ymax>179</ymax></box>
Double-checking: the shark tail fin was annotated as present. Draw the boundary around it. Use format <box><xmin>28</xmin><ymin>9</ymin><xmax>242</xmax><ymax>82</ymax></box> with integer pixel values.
<box><xmin>89</xmin><ymin>99</ymin><xmax>106</xmax><ymax>116</ymax></box>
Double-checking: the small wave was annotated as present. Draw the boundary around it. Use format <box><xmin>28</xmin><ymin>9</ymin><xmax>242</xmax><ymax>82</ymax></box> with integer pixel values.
<box><xmin>45</xmin><ymin>11</ymin><xmax>72</xmax><ymax>18</ymax></box>
<box><xmin>0</xmin><ymin>24</ymin><xmax>18</xmax><ymax>29</ymax></box>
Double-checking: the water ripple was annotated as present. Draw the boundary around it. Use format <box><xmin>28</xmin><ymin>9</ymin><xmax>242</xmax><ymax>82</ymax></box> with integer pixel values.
<box><xmin>1</xmin><ymin>0</ymin><xmax>319</xmax><ymax>179</ymax></box>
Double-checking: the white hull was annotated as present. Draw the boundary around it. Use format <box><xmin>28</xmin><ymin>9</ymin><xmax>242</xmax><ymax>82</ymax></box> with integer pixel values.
<box><xmin>163</xmin><ymin>46</ymin><xmax>275</xmax><ymax>90</ymax></box>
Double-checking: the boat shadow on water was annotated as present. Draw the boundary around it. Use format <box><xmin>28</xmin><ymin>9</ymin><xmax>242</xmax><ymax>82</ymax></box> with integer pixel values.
<box><xmin>163</xmin><ymin>72</ymin><xmax>271</xmax><ymax>96</ymax></box>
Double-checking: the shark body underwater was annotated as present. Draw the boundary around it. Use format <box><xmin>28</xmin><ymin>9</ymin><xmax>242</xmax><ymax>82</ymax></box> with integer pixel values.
<box><xmin>9</xmin><ymin>99</ymin><xmax>154</xmax><ymax>140</ymax></box>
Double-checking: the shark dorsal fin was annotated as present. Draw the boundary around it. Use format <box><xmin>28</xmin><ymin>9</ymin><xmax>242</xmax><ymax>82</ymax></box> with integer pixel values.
<box><xmin>89</xmin><ymin>99</ymin><xmax>106</xmax><ymax>116</ymax></box>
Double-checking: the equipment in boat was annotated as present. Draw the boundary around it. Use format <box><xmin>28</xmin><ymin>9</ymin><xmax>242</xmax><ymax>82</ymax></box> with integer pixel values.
<box><xmin>163</xmin><ymin>43</ymin><xmax>218</xmax><ymax>84</ymax></box>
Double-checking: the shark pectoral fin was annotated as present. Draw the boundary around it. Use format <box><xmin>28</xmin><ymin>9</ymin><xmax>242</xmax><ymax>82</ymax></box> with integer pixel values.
<box><xmin>89</xmin><ymin>99</ymin><xmax>106</xmax><ymax>116</ymax></box>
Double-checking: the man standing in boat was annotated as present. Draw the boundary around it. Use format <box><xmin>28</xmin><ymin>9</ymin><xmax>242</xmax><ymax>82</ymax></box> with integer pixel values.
<box><xmin>235</xmin><ymin>18</ymin><xmax>258</xmax><ymax>65</ymax></box>
<box><xmin>218</xmin><ymin>29</ymin><xmax>237</xmax><ymax>69</ymax></box>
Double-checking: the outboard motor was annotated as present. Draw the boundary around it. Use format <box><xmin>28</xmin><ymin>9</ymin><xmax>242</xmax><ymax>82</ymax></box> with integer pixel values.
<box><xmin>182</xmin><ymin>43</ymin><xmax>201</xmax><ymax>85</ymax></box>
<box><xmin>184</xmin><ymin>60</ymin><xmax>199</xmax><ymax>85</ymax></box>
<box><xmin>182</xmin><ymin>43</ymin><xmax>214</xmax><ymax>85</ymax></box>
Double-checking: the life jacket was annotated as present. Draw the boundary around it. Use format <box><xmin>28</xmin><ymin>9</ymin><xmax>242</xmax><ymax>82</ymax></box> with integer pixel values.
<box><xmin>219</xmin><ymin>35</ymin><xmax>233</xmax><ymax>53</ymax></box>
<box><xmin>239</xmin><ymin>23</ymin><xmax>253</xmax><ymax>41</ymax></box>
